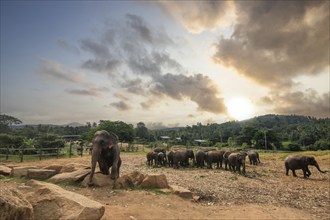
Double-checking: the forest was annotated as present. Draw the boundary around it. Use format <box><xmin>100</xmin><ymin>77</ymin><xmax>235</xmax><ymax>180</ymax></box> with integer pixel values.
<box><xmin>0</xmin><ymin>114</ymin><xmax>329</xmax><ymax>152</ymax></box>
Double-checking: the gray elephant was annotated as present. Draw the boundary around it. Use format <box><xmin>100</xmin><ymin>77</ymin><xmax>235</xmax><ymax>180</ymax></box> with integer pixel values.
<box><xmin>223</xmin><ymin>151</ymin><xmax>233</xmax><ymax>170</ymax></box>
<box><xmin>88</xmin><ymin>130</ymin><xmax>121</xmax><ymax>186</ymax></box>
<box><xmin>196</xmin><ymin>150</ymin><xmax>207</xmax><ymax>168</ymax></box>
<box><xmin>285</xmin><ymin>155</ymin><xmax>327</xmax><ymax>178</ymax></box>
<box><xmin>167</xmin><ymin>151</ymin><xmax>174</xmax><ymax>167</ymax></box>
<box><xmin>205</xmin><ymin>150</ymin><xmax>225</xmax><ymax>169</ymax></box>
<box><xmin>157</xmin><ymin>152</ymin><xmax>166</xmax><ymax>166</ymax></box>
<box><xmin>146</xmin><ymin>151</ymin><xmax>158</xmax><ymax>166</ymax></box>
<box><xmin>228</xmin><ymin>152</ymin><xmax>247</xmax><ymax>174</ymax></box>
<box><xmin>248</xmin><ymin>150</ymin><xmax>261</xmax><ymax>165</ymax></box>
<box><xmin>173</xmin><ymin>149</ymin><xmax>195</xmax><ymax>169</ymax></box>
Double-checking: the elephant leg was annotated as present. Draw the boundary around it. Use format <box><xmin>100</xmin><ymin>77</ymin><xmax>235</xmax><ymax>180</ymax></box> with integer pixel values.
<box><xmin>98</xmin><ymin>157</ymin><xmax>110</xmax><ymax>175</ymax></box>
<box><xmin>292</xmin><ymin>169</ymin><xmax>297</xmax><ymax>177</ymax></box>
<box><xmin>216</xmin><ymin>162</ymin><xmax>220</xmax><ymax>169</ymax></box>
<box><xmin>306</xmin><ymin>168</ymin><xmax>311</xmax><ymax>177</ymax></box>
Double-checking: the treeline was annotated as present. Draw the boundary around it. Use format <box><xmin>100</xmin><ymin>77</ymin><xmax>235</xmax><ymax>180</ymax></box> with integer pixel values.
<box><xmin>0</xmin><ymin>114</ymin><xmax>329</xmax><ymax>151</ymax></box>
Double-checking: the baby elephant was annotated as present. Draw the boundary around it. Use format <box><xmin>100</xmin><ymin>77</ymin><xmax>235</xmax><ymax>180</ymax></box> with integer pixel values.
<box><xmin>248</xmin><ymin>150</ymin><xmax>260</xmax><ymax>165</ymax></box>
<box><xmin>285</xmin><ymin>155</ymin><xmax>327</xmax><ymax>178</ymax></box>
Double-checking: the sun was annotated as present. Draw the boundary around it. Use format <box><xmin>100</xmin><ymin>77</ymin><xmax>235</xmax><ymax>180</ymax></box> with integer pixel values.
<box><xmin>226</xmin><ymin>97</ymin><xmax>253</xmax><ymax>121</ymax></box>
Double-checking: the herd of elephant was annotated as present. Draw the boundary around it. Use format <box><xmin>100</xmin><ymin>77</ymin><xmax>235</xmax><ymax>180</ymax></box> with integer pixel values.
<box><xmin>147</xmin><ymin>147</ymin><xmax>328</xmax><ymax>178</ymax></box>
<box><xmin>85</xmin><ymin>130</ymin><xmax>327</xmax><ymax>186</ymax></box>
<box><xmin>147</xmin><ymin>147</ymin><xmax>260</xmax><ymax>175</ymax></box>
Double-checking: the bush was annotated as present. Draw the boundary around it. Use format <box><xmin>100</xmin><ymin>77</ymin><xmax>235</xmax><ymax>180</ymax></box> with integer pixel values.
<box><xmin>313</xmin><ymin>140</ymin><xmax>330</xmax><ymax>151</ymax></box>
<box><xmin>288</xmin><ymin>143</ymin><xmax>301</xmax><ymax>151</ymax></box>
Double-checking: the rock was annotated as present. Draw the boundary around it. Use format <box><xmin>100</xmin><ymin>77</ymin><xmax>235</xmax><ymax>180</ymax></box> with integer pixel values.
<box><xmin>11</xmin><ymin>166</ymin><xmax>37</xmax><ymax>178</ymax></box>
<box><xmin>0</xmin><ymin>188</ymin><xmax>34</xmax><ymax>220</ymax></box>
<box><xmin>42</xmin><ymin>165</ymin><xmax>63</xmax><ymax>174</ymax></box>
<box><xmin>60</xmin><ymin>163</ymin><xmax>89</xmax><ymax>173</ymax></box>
<box><xmin>0</xmin><ymin>165</ymin><xmax>12</xmax><ymax>176</ymax></box>
<box><xmin>169</xmin><ymin>185</ymin><xmax>193</xmax><ymax>199</ymax></box>
<box><xmin>25</xmin><ymin>180</ymin><xmax>104</xmax><ymax>220</ymax></box>
<box><xmin>115</xmin><ymin>171</ymin><xmax>146</xmax><ymax>189</ymax></box>
<box><xmin>81</xmin><ymin>173</ymin><xmax>115</xmax><ymax>187</ymax></box>
<box><xmin>139</xmin><ymin>174</ymin><xmax>169</xmax><ymax>189</ymax></box>
<box><xmin>49</xmin><ymin>169</ymin><xmax>91</xmax><ymax>183</ymax></box>
<box><xmin>27</xmin><ymin>169</ymin><xmax>57</xmax><ymax>179</ymax></box>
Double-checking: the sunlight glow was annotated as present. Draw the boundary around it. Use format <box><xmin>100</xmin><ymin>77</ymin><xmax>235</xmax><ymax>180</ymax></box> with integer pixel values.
<box><xmin>226</xmin><ymin>97</ymin><xmax>253</xmax><ymax>121</ymax></box>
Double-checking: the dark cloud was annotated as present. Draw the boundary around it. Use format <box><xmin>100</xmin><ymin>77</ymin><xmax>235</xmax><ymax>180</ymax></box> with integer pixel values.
<box><xmin>151</xmin><ymin>73</ymin><xmax>227</xmax><ymax>114</ymax></box>
<box><xmin>66</xmin><ymin>89</ymin><xmax>101</xmax><ymax>97</ymax></box>
<box><xmin>38</xmin><ymin>59</ymin><xmax>84</xmax><ymax>83</ymax></box>
<box><xmin>213</xmin><ymin>1</ymin><xmax>329</xmax><ymax>88</ymax></box>
<box><xmin>76</xmin><ymin>13</ymin><xmax>226</xmax><ymax>115</ymax></box>
<box><xmin>261</xmin><ymin>89</ymin><xmax>329</xmax><ymax>118</ymax></box>
<box><xmin>109</xmin><ymin>101</ymin><xmax>131</xmax><ymax>111</ymax></box>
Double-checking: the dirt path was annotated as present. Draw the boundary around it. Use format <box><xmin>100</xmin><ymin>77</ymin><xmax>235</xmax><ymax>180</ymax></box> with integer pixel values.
<box><xmin>2</xmin><ymin>152</ymin><xmax>330</xmax><ymax>219</ymax></box>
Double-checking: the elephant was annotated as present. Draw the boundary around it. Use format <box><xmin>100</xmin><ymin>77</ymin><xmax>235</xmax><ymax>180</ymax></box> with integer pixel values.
<box><xmin>196</xmin><ymin>150</ymin><xmax>207</xmax><ymax>168</ymax></box>
<box><xmin>157</xmin><ymin>152</ymin><xmax>166</xmax><ymax>166</ymax></box>
<box><xmin>223</xmin><ymin>151</ymin><xmax>234</xmax><ymax>170</ymax></box>
<box><xmin>167</xmin><ymin>151</ymin><xmax>174</xmax><ymax>167</ymax></box>
<box><xmin>205</xmin><ymin>150</ymin><xmax>225</xmax><ymax>169</ymax></box>
<box><xmin>88</xmin><ymin>130</ymin><xmax>121</xmax><ymax>186</ymax></box>
<box><xmin>173</xmin><ymin>149</ymin><xmax>195</xmax><ymax>169</ymax></box>
<box><xmin>146</xmin><ymin>151</ymin><xmax>158</xmax><ymax>166</ymax></box>
<box><xmin>285</xmin><ymin>155</ymin><xmax>327</xmax><ymax>178</ymax></box>
<box><xmin>247</xmin><ymin>150</ymin><xmax>261</xmax><ymax>165</ymax></box>
<box><xmin>228</xmin><ymin>152</ymin><xmax>247</xmax><ymax>174</ymax></box>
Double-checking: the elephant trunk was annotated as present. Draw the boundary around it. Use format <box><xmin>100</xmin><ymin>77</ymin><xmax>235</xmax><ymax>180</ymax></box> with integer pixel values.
<box><xmin>315</xmin><ymin>162</ymin><xmax>327</xmax><ymax>173</ymax></box>
<box><xmin>88</xmin><ymin>145</ymin><xmax>101</xmax><ymax>186</ymax></box>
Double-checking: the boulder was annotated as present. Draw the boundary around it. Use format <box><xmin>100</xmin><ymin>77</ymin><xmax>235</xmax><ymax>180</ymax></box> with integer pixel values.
<box><xmin>49</xmin><ymin>169</ymin><xmax>91</xmax><ymax>183</ymax></box>
<box><xmin>81</xmin><ymin>173</ymin><xmax>115</xmax><ymax>187</ymax></box>
<box><xmin>27</xmin><ymin>169</ymin><xmax>57</xmax><ymax>179</ymax></box>
<box><xmin>139</xmin><ymin>174</ymin><xmax>169</xmax><ymax>189</ymax></box>
<box><xmin>42</xmin><ymin>165</ymin><xmax>63</xmax><ymax>174</ymax></box>
<box><xmin>11</xmin><ymin>166</ymin><xmax>37</xmax><ymax>178</ymax></box>
<box><xmin>169</xmin><ymin>185</ymin><xmax>193</xmax><ymax>199</ymax></box>
<box><xmin>60</xmin><ymin>163</ymin><xmax>89</xmax><ymax>173</ymax></box>
<box><xmin>0</xmin><ymin>165</ymin><xmax>12</xmax><ymax>176</ymax></box>
<box><xmin>0</xmin><ymin>188</ymin><xmax>34</xmax><ymax>220</ymax></box>
<box><xmin>115</xmin><ymin>171</ymin><xmax>146</xmax><ymax>188</ymax></box>
<box><xmin>25</xmin><ymin>180</ymin><xmax>104</xmax><ymax>220</ymax></box>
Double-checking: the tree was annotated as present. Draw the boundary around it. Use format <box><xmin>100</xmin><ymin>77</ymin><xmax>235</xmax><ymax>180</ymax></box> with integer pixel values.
<box><xmin>135</xmin><ymin>122</ymin><xmax>149</xmax><ymax>140</ymax></box>
<box><xmin>0</xmin><ymin>114</ymin><xmax>22</xmax><ymax>133</ymax></box>
<box><xmin>89</xmin><ymin>120</ymin><xmax>135</xmax><ymax>143</ymax></box>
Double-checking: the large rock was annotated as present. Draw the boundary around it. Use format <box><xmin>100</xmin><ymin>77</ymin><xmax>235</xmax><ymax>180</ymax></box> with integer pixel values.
<box><xmin>116</xmin><ymin>171</ymin><xmax>146</xmax><ymax>188</ymax></box>
<box><xmin>42</xmin><ymin>165</ymin><xmax>63</xmax><ymax>174</ymax></box>
<box><xmin>60</xmin><ymin>163</ymin><xmax>89</xmax><ymax>173</ymax></box>
<box><xmin>0</xmin><ymin>188</ymin><xmax>34</xmax><ymax>220</ymax></box>
<box><xmin>27</xmin><ymin>169</ymin><xmax>57</xmax><ymax>179</ymax></box>
<box><xmin>0</xmin><ymin>165</ymin><xmax>12</xmax><ymax>176</ymax></box>
<box><xmin>81</xmin><ymin>173</ymin><xmax>115</xmax><ymax>187</ymax></box>
<box><xmin>49</xmin><ymin>169</ymin><xmax>91</xmax><ymax>183</ymax></box>
<box><xmin>139</xmin><ymin>174</ymin><xmax>169</xmax><ymax>189</ymax></box>
<box><xmin>25</xmin><ymin>180</ymin><xmax>104</xmax><ymax>220</ymax></box>
<box><xmin>11</xmin><ymin>166</ymin><xmax>37</xmax><ymax>177</ymax></box>
<box><xmin>169</xmin><ymin>185</ymin><xmax>193</xmax><ymax>199</ymax></box>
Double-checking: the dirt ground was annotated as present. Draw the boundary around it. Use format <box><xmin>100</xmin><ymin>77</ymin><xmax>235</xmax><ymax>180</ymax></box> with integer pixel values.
<box><xmin>1</xmin><ymin>152</ymin><xmax>330</xmax><ymax>220</ymax></box>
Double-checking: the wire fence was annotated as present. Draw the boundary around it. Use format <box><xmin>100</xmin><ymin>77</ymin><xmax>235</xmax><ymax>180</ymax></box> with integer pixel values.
<box><xmin>0</xmin><ymin>145</ymin><xmax>92</xmax><ymax>162</ymax></box>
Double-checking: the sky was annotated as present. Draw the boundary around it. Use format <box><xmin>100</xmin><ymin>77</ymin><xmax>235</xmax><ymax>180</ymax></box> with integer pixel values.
<box><xmin>1</xmin><ymin>1</ymin><xmax>329</xmax><ymax>128</ymax></box>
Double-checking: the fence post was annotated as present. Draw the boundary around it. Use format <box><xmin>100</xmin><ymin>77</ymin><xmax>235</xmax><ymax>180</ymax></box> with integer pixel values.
<box><xmin>69</xmin><ymin>142</ymin><xmax>72</xmax><ymax>158</ymax></box>
<box><xmin>6</xmin><ymin>146</ymin><xmax>9</xmax><ymax>160</ymax></box>
<box><xmin>20</xmin><ymin>150</ymin><xmax>23</xmax><ymax>162</ymax></box>
<box><xmin>39</xmin><ymin>148</ymin><xmax>42</xmax><ymax>160</ymax></box>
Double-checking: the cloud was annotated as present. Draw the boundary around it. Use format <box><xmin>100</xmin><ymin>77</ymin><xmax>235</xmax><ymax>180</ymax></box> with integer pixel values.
<box><xmin>66</xmin><ymin>89</ymin><xmax>101</xmax><ymax>97</ymax></box>
<box><xmin>38</xmin><ymin>59</ymin><xmax>85</xmax><ymax>83</ymax></box>
<box><xmin>82</xmin><ymin>58</ymin><xmax>121</xmax><ymax>76</ymax></box>
<box><xmin>109</xmin><ymin>101</ymin><xmax>131</xmax><ymax>111</ymax></box>
<box><xmin>57</xmin><ymin>39</ymin><xmax>80</xmax><ymax>54</ymax></box>
<box><xmin>158</xmin><ymin>1</ymin><xmax>235</xmax><ymax>33</ymax></box>
<box><xmin>149</xmin><ymin>73</ymin><xmax>227</xmax><ymax>114</ymax></box>
<box><xmin>212</xmin><ymin>1</ymin><xmax>329</xmax><ymax>88</ymax></box>
<box><xmin>261</xmin><ymin>89</ymin><xmax>329</xmax><ymax>118</ymax></box>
